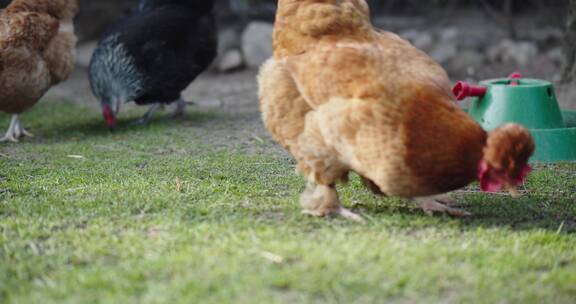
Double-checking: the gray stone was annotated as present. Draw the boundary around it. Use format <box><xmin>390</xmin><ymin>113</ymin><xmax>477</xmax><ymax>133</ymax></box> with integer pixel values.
<box><xmin>532</xmin><ymin>55</ymin><xmax>560</xmax><ymax>79</ymax></box>
<box><xmin>241</xmin><ymin>22</ymin><xmax>274</xmax><ymax>69</ymax></box>
<box><xmin>214</xmin><ymin>27</ymin><xmax>244</xmax><ymax>72</ymax></box>
<box><xmin>439</xmin><ymin>27</ymin><xmax>459</xmax><ymax>42</ymax></box>
<box><xmin>218</xmin><ymin>49</ymin><xmax>244</xmax><ymax>72</ymax></box>
<box><xmin>546</xmin><ymin>47</ymin><xmax>565</xmax><ymax>67</ymax></box>
<box><xmin>527</xmin><ymin>27</ymin><xmax>564</xmax><ymax>44</ymax></box>
<box><xmin>458</xmin><ymin>31</ymin><xmax>491</xmax><ymax>52</ymax></box>
<box><xmin>400</xmin><ymin>30</ymin><xmax>434</xmax><ymax>52</ymax></box>
<box><xmin>218</xmin><ymin>27</ymin><xmax>242</xmax><ymax>55</ymax></box>
<box><xmin>399</xmin><ymin>29</ymin><xmax>420</xmax><ymax>41</ymax></box>
<box><xmin>430</xmin><ymin>43</ymin><xmax>458</xmax><ymax>64</ymax></box>
<box><xmin>487</xmin><ymin>39</ymin><xmax>539</xmax><ymax>66</ymax></box>
<box><xmin>448</xmin><ymin>50</ymin><xmax>485</xmax><ymax>75</ymax></box>
<box><xmin>75</xmin><ymin>41</ymin><xmax>98</xmax><ymax>68</ymax></box>
<box><xmin>372</xmin><ymin>16</ymin><xmax>426</xmax><ymax>32</ymax></box>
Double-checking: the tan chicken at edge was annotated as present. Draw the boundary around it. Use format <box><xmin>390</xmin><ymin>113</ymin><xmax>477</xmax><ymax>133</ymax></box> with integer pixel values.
<box><xmin>258</xmin><ymin>0</ymin><xmax>535</xmax><ymax>220</ymax></box>
<box><xmin>0</xmin><ymin>0</ymin><xmax>79</xmax><ymax>142</ymax></box>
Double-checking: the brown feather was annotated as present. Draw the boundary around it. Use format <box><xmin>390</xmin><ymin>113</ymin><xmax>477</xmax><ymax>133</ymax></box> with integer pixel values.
<box><xmin>259</xmin><ymin>0</ymin><xmax>506</xmax><ymax>200</ymax></box>
<box><xmin>0</xmin><ymin>0</ymin><xmax>78</xmax><ymax>114</ymax></box>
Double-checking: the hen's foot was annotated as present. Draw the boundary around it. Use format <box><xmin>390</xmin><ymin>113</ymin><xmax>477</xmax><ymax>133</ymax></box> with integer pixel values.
<box><xmin>433</xmin><ymin>195</ymin><xmax>458</xmax><ymax>207</ymax></box>
<box><xmin>172</xmin><ymin>99</ymin><xmax>187</xmax><ymax>117</ymax></box>
<box><xmin>416</xmin><ymin>196</ymin><xmax>471</xmax><ymax>217</ymax></box>
<box><xmin>0</xmin><ymin>115</ymin><xmax>33</xmax><ymax>143</ymax></box>
<box><xmin>0</xmin><ymin>134</ymin><xmax>18</xmax><ymax>143</ymax></box>
<box><xmin>132</xmin><ymin>104</ymin><xmax>162</xmax><ymax>125</ymax></box>
<box><xmin>300</xmin><ymin>183</ymin><xmax>364</xmax><ymax>222</ymax></box>
<box><xmin>302</xmin><ymin>207</ymin><xmax>364</xmax><ymax>222</ymax></box>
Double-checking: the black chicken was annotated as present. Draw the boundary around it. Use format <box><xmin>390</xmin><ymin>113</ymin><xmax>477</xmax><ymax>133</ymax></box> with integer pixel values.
<box><xmin>89</xmin><ymin>0</ymin><xmax>217</xmax><ymax>128</ymax></box>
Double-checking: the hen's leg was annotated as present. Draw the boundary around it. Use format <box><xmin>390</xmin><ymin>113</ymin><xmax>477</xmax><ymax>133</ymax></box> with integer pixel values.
<box><xmin>14</xmin><ymin>117</ymin><xmax>33</xmax><ymax>138</ymax></box>
<box><xmin>133</xmin><ymin>104</ymin><xmax>161</xmax><ymax>125</ymax></box>
<box><xmin>1</xmin><ymin>115</ymin><xmax>33</xmax><ymax>143</ymax></box>
<box><xmin>0</xmin><ymin>115</ymin><xmax>19</xmax><ymax>142</ymax></box>
<box><xmin>172</xmin><ymin>98</ymin><xmax>187</xmax><ymax>117</ymax></box>
<box><xmin>301</xmin><ymin>182</ymin><xmax>364</xmax><ymax>222</ymax></box>
<box><xmin>415</xmin><ymin>195</ymin><xmax>470</xmax><ymax>217</ymax></box>
<box><xmin>259</xmin><ymin>59</ymin><xmax>362</xmax><ymax>222</ymax></box>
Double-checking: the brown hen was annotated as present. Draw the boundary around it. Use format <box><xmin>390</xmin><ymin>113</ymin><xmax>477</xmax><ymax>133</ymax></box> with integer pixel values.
<box><xmin>0</xmin><ymin>0</ymin><xmax>78</xmax><ymax>142</ymax></box>
<box><xmin>258</xmin><ymin>0</ymin><xmax>535</xmax><ymax>220</ymax></box>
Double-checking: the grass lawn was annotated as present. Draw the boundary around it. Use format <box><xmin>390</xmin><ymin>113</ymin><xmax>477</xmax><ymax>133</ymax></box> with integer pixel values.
<box><xmin>1</xmin><ymin>101</ymin><xmax>575</xmax><ymax>303</ymax></box>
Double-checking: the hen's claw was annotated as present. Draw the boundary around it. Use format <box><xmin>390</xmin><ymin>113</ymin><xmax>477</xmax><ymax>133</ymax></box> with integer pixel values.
<box><xmin>172</xmin><ymin>99</ymin><xmax>187</xmax><ymax>117</ymax></box>
<box><xmin>0</xmin><ymin>135</ymin><xmax>18</xmax><ymax>143</ymax></box>
<box><xmin>417</xmin><ymin>198</ymin><xmax>471</xmax><ymax>217</ymax></box>
<box><xmin>300</xmin><ymin>183</ymin><xmax>364</xmax><ymax>222</ymax></box>
<box><xmin>1</xmin><ymin>115</ymin><xmax>32</xmax><ymax>143</ymax></box>
<box><xmin>434</xmin><ymin>195</ymin><xmax>457</xmax><ymax>206</ymax></box>
<box><xmin>302</xmin><ymin>207</ymin><xmax>365</xmax><ymax>222</ymax></box>
<box><xmin>20</xmin><ymin>128</ymin><xmax>33</xmax><ymax>138</ymax></box>
<box><xmin>131</xmin><ymin>104</ymin><xmax>161</xmax><ymax>125</ymax></box>
<box><xmin>335</xmin><ymin>207</ymin><xmax>365</xmax><ymax>222</ymax></box>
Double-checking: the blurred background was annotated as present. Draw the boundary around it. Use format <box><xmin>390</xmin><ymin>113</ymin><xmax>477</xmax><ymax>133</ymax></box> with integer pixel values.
<box><xmin>3</xmin><ymin>0</ymin><xmax>574</xmax><ymax>107</ymax></box>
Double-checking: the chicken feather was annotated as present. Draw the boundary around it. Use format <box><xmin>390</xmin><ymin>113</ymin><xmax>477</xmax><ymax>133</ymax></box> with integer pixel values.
<box><xmin>259</xmin><ymin>0</ymin><xmax>534</xmax><ymax>219</ymax></box>
<box><xmin>0</xmin><ymin>0</ymin><xmax>78</xmax><ymax>142</ymax></box>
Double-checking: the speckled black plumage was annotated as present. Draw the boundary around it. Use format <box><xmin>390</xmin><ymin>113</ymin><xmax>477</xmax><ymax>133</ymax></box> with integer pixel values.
<box><xmin>89</xmin><ymin>0</ymin><xmax>217</xmax><ymax>110</ymax></box>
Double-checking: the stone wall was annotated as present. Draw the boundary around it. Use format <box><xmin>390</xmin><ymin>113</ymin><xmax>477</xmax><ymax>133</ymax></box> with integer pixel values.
<box><xmin>2</xmin><ymin>0</ymin><xmax>569</xmax><ymax>85</ymax></box>
<box><xmin>73</xmin><ymin>0</ymin><xmax>270</xmax><ymax>42</ymax></box>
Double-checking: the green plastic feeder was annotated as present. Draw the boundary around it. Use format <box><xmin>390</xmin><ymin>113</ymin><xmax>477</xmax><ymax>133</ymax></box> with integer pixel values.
<box><xmin>453</xmin><ymin>73</ymin><xmax>576</xmax><ymax>163</ymax></box>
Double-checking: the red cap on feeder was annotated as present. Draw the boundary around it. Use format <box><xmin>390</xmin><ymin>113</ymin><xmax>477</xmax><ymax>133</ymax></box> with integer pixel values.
<box><xmin>452</xmin><ymin>81</ymin><xmax>487</xmax><ymax>101</ymax></box>
<box><xmin>509</xmin><ymin>72</ymin><xmax>523</xmax><ymax>86</ymax></box>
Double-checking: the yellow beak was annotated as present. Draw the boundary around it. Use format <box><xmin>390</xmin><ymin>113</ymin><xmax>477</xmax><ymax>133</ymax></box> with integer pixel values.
<box><xmin>505</xmin><ymin>183</ymin><xmax>521</xmax><ymax>198</ymax></box>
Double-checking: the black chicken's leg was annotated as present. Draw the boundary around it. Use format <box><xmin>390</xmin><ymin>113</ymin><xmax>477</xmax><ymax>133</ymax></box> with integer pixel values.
<box><xmin>172</xmin><ymin>98</ymin><xmax>187</xmax><ymax>117</ymax></box>
<box><xmin>133</xmin><ymin>104</ymin><xmax>161</xmax><ymax>125</ymax></box>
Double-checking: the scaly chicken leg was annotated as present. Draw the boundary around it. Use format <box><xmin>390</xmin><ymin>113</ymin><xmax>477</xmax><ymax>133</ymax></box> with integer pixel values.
<box><xmin>172</xmin><ymin>98</ymin><xmax>187</xmax><ymax>117</ymax></box>
<box><xmin>133</xmin><ymin>104</ymin><xmax>162</xmax><ymax>125</ymax></box>
<box><xmin>1</xmin><ymin>114</ymin><xmax>33</xmax><ymax>143</ymax></box>
<box><xmin>415</xmin><ymin>195</ymin><xmax>471</xmax><ymax>217</ymax></box>
<box><xmin>134</xmin><ymin>98</ymin><xmax>187</xmax><ymax>125</ymax></box>
<box><xmin>301</xmin><ymin>182</ymin><xmax>363</xmax><ymax>221</ymax></box>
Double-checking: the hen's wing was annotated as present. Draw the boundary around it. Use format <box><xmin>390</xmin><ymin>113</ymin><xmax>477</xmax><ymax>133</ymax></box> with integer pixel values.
<box><xmin>286</xmin><ymin>33</ymin><xmax>451</xmax><ymax>109</ymax></box>
<box><xmin>259</xmin><ymin>59</ymin><xmax>311</xmax><ymax>151</ymax></box>
<box><xmin>259</xmin><ymin>58</ymin><xmax>349</xmax><ymax>185</ymax></box>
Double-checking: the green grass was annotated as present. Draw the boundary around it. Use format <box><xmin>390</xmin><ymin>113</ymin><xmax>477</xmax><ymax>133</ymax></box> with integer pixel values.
<box><xmin>1</xmin><ymin>101</ymin><xmax>575</xmax><ymax>303</ymax></box>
